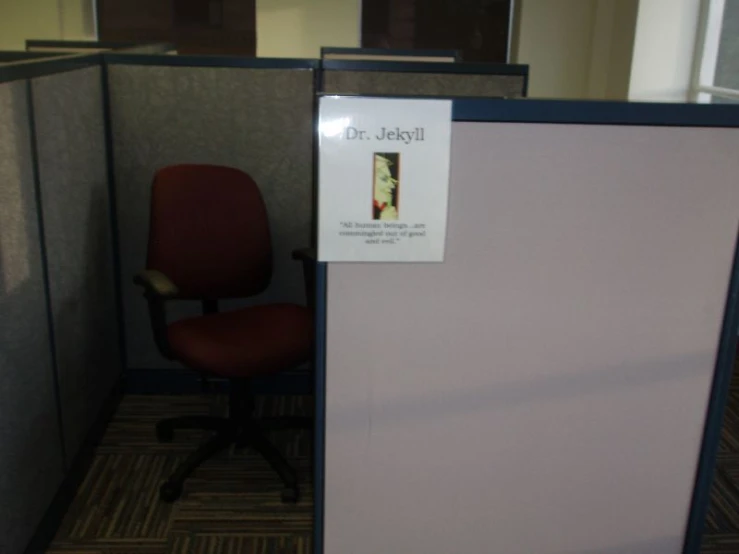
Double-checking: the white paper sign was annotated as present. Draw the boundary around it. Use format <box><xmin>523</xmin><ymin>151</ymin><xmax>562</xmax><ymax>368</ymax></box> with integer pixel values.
<box><xmin>317</xmin><ymin>96</ymin><xmax>452</xmax><ymax>262</ymax></box>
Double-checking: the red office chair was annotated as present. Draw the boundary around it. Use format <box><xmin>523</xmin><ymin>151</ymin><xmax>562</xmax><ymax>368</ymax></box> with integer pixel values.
<box><xmin>133</xmin><ymin>164</ymin><xmax>313</xmax><ymax>503</ymax></box>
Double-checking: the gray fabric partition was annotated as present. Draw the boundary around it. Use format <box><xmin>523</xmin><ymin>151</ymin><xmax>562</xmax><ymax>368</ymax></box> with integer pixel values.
<box><xmin>322</xmin><ymin>69</ymin><xmax>526</xmax><ymax>97</ymax></box>
<box><xmin>31</xmin><ymin>66</ymin><xmax>121</xmax><ymax>461</ymax></box>
<box><xmin>0</xmin><ymin>80</ymin><xmax>65</xmax><ymax>554</ymax></box>
<box><xmin>108</xmin><ymin>64</ymin><xmax>315</xmax><ymax>370</ymax></box>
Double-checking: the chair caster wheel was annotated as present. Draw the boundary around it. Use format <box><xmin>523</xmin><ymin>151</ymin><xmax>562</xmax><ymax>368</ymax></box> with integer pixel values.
<box><xmin>156</xmin><ymin>422</ymin><xmax>174</xmax><ymax>443</ymax></box>
<box><xmin>281</xmin><ymin>487</ymin><xmax>299</xmax><ymax>503</ymax></box>
<box><xmin>159</xmin><ymin>480</ymin><xmax>182</xmax><ymax>503</ymax></box>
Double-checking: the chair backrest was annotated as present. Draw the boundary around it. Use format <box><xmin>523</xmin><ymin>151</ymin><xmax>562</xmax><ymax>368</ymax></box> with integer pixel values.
<box><xmin>146</xmin><ymin>164</ymin><xmax>272</xmax><ymax>299</ymax></box>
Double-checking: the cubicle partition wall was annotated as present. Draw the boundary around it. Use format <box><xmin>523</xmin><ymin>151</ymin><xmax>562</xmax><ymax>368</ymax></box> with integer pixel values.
<box><xmin>317</xmin><ymin>99</ymin><xmax>739</xmax><ymax>554</ymax></box>
<box><xmin>104</xmin><ymin>55</ymin><xmax>317</xmax><ymax>374</ymax></box>
<box><xmin>0</xmin><ymin>54</ymin><xmax>122</xmax><ymax>554</ymax></box>
<box><xmin>321</xmin><ymin>59</ymin><xmax>529</xmax><ymax>97</ymax></box>
<box><xmin>105</xmin><ymin>55</ymin><xmax>528</xmax><ymax>382</ymax></box>
<box><xmin>30</xmin><ymin>62</ymin><xmax>121</xmax><ymax>461</ymax></box>
<box><xmin>0</xmin><ymin>66</ymin><xmax>66</xmax><ymax>554</ymax></box>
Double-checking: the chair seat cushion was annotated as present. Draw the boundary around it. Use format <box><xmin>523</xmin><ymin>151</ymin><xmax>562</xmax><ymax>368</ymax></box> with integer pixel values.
<box><xmin>167</xmin><ymin>304</ymin><xmax>313</xmax><ymax>378</ymax></box>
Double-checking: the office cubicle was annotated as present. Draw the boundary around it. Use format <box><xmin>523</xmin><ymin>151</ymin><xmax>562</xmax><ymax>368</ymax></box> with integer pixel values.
<box><xmin>103</xmin><ymin>53</ymin><xmax>526</xmax><ymax>382</ymax></box>
<box><xmin>321</xmin><ymin>46</ymin><xmax>460</xmax><ymax>63</ymax></box>
<box><xmin>0</xmin><ymin>50</ymin><xmax>319</xmax><ymax>552</ymax></box>
<box><xmin>321</xmin><ymin>59</ymin><xmax>529</xmax><ymax>98</ymax></box>
<box><xmin>0</xmin><ymin>54</ymin><xmax>121</xmax><ymax>554</ymax></box>
<box><xmin>314</xmin><ymin>98</ymin><xmax>739</xmax><ymax>554</ymax></box>
<box><xmin>104</xmin><ymin>54</ymin><xmax>317</xmax><ymax>377</ymax></box>
<box><xmin>5</xmin><ymin>49</ymin><xmax>709</xmax><ymax>554</ymax></box>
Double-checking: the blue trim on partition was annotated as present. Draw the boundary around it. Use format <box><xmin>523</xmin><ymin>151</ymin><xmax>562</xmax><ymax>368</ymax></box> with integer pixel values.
<box><xmin>26</xmin><ymin>39</ymin><xmax>141</xmax><ymax>50</ymax></box>
<box><xmin>452</xmin><ymin>97</ymin><xmax>739</xmax><ymax>127</ymax></box>
<box><xmin>318</xmin><ymin>92</ymin><xmax>506</xmax><ymax>102</ymax></box>
<box><xmin>0</xmin><ymin>53</ymin><xmax>101</xmax><ymax>84</ymax></box>
<box><xmin>322</xmin><ymin>59</ymin><xmax>528</xmax><ymax>76</ymax></box>
<box><xmin>26</xmin><ymin>39</ymin><xmax>175</xmax><ymax>53</ymax></box>
<box><xmin>310</xmin><ymin>66</ymin><xmax>323</xmax><ymax>246</ymax></box>
<box><xmin>0</xmin><ymin>52</ymin><xmax>63</xmax><ymax>62</ymax></box>
<box><xmin>313</xmin><ymin>263</ymin><xmax>328</xmax><ymax>554</ymax></box>
<box><xmin>683</xmin><ymin>233</ymin><xmax>739</xmax><ymax>554</ymax></box>
<box><xmin>103</xmin><ymin>53</ymin><xmax>319</xmax><ymax>70</ymax></box>
<box><xmin>24</xmin><ymin>79</ymin><xmax>69</xmax><ymax>470</ymax></box>
<box><xmin>321</xmin><ymin>46</ymin><xmax>461</xmax><ymax>61</ymax></box>
<box><xmin>99</xmin><ymin>59</ymin><xmax>129</xmax><ymax>376</ymax></box>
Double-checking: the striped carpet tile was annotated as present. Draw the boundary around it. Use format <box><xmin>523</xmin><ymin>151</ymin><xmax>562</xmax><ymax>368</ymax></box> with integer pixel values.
<box><xmin>47</xmin><ymin>545</ymin><xmax>166</xmax><ymax>554</ymax></box>
<box><xmin>98</xmin><ymin>396</ymin><xmax>223</xmax><ymax>455</ymax></box>
<box><xmin>701</xmin><ymin>534</ymin><xmax>739</xmax><ymax>554</ymax></box>
<box><xmin>48</xmin><ymin>395</ymin><xmax>312</xmax><ymax>554</ymax></box>
<box><xmin>57</xmin><ymin>454</ymin><xmax>180</xmax><ymax>541</ymax></box>
<box><xmin>704</xmin><ymin>467</ymin><xmax>739</xmax><ymax>534</ymax></box>
<box><xmin>167</xmin><ymin>533</ymin><xmax>312</xmax><ymax>554</ymax></box>
<box><xmin>719</xmin><ymin>391</ymin><xmax>739</xmax><ymax>454</ymax></box>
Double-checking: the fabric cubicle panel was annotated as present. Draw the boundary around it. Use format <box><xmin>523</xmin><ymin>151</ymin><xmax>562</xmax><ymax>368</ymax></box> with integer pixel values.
<box><xmin>0</xmin><ymin>80</ymin><xmax>65</xmax><ymax>554</ymax></box>
<box><xmin>323</xmin><ymin>120</ymin><xmax>739</xmax><ymax>553</ymax></box>
<box><xmin>107</xmin><ymin>62</ymin><xmax>315</xmax><ymax>370</ymax></box>
<box><xmin>322</xmin><ymin>68</ymin><xmax>526</xmax><ymax>97</ymax></box>
<box><xmin>31</xmin><ymin>65</ymin><xmax>121</xmax><ymax>462</ymax></box>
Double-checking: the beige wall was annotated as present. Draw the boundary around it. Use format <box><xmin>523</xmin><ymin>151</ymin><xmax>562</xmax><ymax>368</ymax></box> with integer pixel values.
<box><xmin>603</xmin><ymin>0</ymin><xmax>639</xmax><ymax>100</ymax></box>
<box><xmin>513</xmin><ymin>0</ymin><xmax>598</xmax><ymax>99</ymax></box>
<box><xmin>629</xmin><ymin>0</ymin><xmax>702</xmax><ymax>102</ymax></box>
<box><xmin>0</xmin><ymin>0</ymin><xmax>62</xmax><ymax>50</ymax></box>
<box><xmin>513</xmin><ymin>0</ymin><xmax>638</xmax><ymax>100</ymax></box>
<box><xmin>0</xmin><ymin>0</ymin><xmax>94</xmax><ymax>50</ymax></box>
<box><xmin>60</xmin><ymin>0</ymin><xmax>96</xmax><ymax>41</ymax></box>
<box><xmin>1</xmin><ymin>0</ymin><xmax>358</xmax><ymax>56</ymax></box>
<box><xmin>256</xmin><ymin>0</ymin><xmax>360</xmax><ymax>58</ymax></box>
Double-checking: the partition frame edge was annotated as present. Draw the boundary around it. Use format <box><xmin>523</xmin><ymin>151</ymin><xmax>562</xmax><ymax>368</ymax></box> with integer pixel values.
<box><xmin>0</xmin><ymin>54</ymin><xmax>101</xmax><ymax>84</ymax></box>
<box><xmin>321</xmin><ymin>58</ymin><xmax>528</xmax><ymax>76</ymax></box>
<box><xmin>103</xmin><ymin>53</ymin><xmax>319</xmax><ymax>70</ymax></box>
<box><xmin>100</xmin><ymin>56</ymin><xmax>128</xmax><ymax>373</ymax></box>
<box><xmin>314</xmin><ymin>262</ymin><xmax>328</xmax><ymax>554</ymax></box>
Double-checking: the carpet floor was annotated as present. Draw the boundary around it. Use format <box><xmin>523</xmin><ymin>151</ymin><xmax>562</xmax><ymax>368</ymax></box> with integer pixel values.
<box><xmin>701</xmin><ymin>355</ymin><xmax>739</xmax><ymax>553</ymax></box>
<box><xmin>48</xmin><ymin>357</ymin><xmax>739</xmax><ymax>553</ymax></box>
<box><xmin>47</xmin><ymin>394</ymin><xmax>313</xmax><ymax>554</ymax></box>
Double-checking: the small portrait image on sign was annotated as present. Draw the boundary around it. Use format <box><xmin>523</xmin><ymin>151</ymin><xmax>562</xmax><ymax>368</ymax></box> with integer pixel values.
<box><xmin>372</xmin><ymin>153</ymin><xmax>400</xmax><ymax>221</ymax></box>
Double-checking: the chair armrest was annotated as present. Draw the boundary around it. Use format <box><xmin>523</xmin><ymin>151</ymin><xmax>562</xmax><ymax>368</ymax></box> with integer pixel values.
<box><xmin>133</xmin><ymin>270</ymin><xmax>179</xmax><ymax>299</ymax></box>
<box><xmin>133</xmin><ymin>270</ymin><xmax>178</xmax><ymax>359</ymax></box>
<box><xmin>291</xmin><ymin>247</ymin><xmax>316</xmax><ymax>310</ymax></box>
